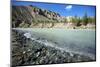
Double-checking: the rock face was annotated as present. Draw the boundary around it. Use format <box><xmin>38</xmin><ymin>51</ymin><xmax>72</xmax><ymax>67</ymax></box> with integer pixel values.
<box><xmin>12</xmin><ymin>29</ymin><xmax>94</xmax><ymax>67</ymax></box>
<box><xmin>12</xmin><ymin>5</ymin><xmax>62</xmax><ymax>28</ymax></box>
<box><xmin>12</xmin><ymin>5</ymin><xmax>95</xmax><ymax>29</ymax></box>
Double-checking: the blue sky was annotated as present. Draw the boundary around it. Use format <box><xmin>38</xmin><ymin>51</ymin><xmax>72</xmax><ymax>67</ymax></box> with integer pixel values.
<box><xmin>12</xmin><ymin>1</ymin><xmax>96</xmax><ymax>17</ymax></box>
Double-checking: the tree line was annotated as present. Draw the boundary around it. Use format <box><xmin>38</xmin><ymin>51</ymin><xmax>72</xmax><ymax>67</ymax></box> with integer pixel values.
<box><xmin>66</xmin><ymin>13</ymin><xmax>96</xmax><ymax>26</ymax></box>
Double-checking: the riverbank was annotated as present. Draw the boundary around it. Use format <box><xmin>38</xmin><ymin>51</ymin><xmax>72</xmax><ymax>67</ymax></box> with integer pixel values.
<box><xmin>12</xmin><ymin>29</ymin><xmax>95</xmax><ymax>66</ymax></box>
<box><xmin>19</xmin><ymin>22</ymin><xmax>96</xmax><ymax>29</ymax></box>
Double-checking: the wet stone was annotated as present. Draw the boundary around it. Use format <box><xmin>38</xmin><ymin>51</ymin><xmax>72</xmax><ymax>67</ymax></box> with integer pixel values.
<box><xmin>12</xmin><ymin>29</ymin><xmax>94</xmax><ymax>66</ymax></box>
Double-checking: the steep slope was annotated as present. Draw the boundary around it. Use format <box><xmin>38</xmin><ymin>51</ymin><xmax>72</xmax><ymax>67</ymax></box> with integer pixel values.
<box><xmin>12</xmin><ymin>5</ymin><xmax>61</xmax><ymax>28</ymax></box>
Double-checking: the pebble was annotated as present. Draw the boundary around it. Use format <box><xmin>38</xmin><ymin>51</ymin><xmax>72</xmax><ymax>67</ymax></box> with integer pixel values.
<box><xmin>23</xmin><ymin>51</ymin><xmax>26</xmax><ymax>54</ymax></box>
<box><xmin>12</xmin><ymin>30</ymin><xmax>94</xmax><ymax>66</ymax></box>
<box><xmin>28</xmin><ymin>49</ymin><xmax>31</xmax><ymax>51</ymax></box>
<box><xmin>36</xmin><ymin>52</ymin><xmax>40</xmax><ymax>57</ymax></box>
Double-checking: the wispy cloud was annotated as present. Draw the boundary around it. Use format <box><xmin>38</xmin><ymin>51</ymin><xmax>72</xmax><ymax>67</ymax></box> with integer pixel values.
<box><xmin>65</xmin><ymin>5</ymin><xmax>72</xmax><ymax>10</ymax></box>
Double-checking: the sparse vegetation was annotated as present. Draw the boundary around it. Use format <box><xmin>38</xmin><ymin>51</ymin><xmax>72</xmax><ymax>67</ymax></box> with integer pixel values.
<box><xmin>12</xmin><ymin>5</ymin><xmax>95</xmax><ymax>28</ymax></box>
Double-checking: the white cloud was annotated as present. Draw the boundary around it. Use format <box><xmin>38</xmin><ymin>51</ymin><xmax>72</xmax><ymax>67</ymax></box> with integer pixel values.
<box><xmin>65</xmin><ymin>5</ymin><xmax>72</xmax><ymax>10</ymax></box>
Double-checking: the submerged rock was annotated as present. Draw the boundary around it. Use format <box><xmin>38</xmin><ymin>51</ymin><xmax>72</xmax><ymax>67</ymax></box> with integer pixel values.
<box><xmin>12</xmin><ymin>29</ymin><xmax>95</xmax><ymax>67</ymax></box>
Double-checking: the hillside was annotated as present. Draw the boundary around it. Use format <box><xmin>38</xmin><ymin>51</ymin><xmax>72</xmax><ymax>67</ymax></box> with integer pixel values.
<box><xmin>12</xmin><ymin>5</ymin><xmax>64</xmax><ymax>28</ymax></box>
<box><xmin>12</xmin><ymin>5</ymin><xmax>95</xmax><ymax>28</ymax></box>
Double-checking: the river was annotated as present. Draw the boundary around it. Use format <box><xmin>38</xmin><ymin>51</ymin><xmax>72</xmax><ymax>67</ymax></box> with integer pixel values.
<box><xmin>14</xmin><ymin>28</ymin><xmax>96</xmax><ymax>60</ymax></box>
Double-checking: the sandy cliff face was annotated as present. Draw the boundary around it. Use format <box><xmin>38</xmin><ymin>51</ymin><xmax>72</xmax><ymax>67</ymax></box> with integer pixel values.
<box><xmin>29</xmin><ymin>22</ymin><xmax>95</xmax><ymax>29</ymax></box>
<box><xmin>28</xmin><ymin>22</ymin><xmax>74</xmax><ymax>28</ymax></box>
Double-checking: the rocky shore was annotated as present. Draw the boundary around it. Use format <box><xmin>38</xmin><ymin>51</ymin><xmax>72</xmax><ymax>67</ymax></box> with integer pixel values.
<box><xmin>11</xmin><ymin>29</ymin><xmax>95</xmax><ymax>67</ymax></box>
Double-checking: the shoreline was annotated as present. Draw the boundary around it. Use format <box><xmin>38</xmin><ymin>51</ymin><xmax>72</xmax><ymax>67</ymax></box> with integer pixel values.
<box><xmin>12</xmin><ymin>27</ymin><xmax>96</xmax><ymax>30</ymax></box>
<box><xmin>12</xmin><ymin>29</ymin><xmax>95</xmax><ymax>66</ymax></box>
